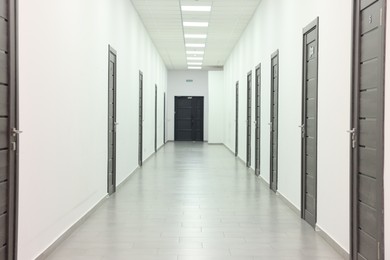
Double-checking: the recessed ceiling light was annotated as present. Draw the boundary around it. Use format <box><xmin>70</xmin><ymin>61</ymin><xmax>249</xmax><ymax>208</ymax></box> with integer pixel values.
<box><xmin>186</xmin><ymin>43</ymin><xmax>206</xmax><ymax>48</ymax></box>
<box><xmin>187</xmin><ymin>57</ymin><xmax>203</xmax><ymax>61</ymax></box>
<box><xmin>186</xmin><ymin>50</ymin><xmax>204</xmax><ymax>55</ymax></box>
<box><xmin>185</xmin><ymin>34</ymin><xmax>207</xmax><ymax>39</ymax></box>
<box><xmin>183</xmin><ymin>22</ymin><xmax>209</xmax><ymax>27</ymax></box>
<box><xmin>188</xmin><ymin>66</ymin><xmax>202</xmax><ymax>70</ymax></box>
<box><xmin>188</xmin><ymin>62</ymin><xmax>203</xmax><ymax>65</ymax></box>
<box><xmin>182</xmin><ymin>6</ymin><xmax>211</xmax><ymax>12</ymax></box>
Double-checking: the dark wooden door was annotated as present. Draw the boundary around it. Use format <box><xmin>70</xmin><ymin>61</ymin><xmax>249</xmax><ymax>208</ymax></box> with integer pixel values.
<box><xmin>174</xmin><ymin>97</ymin><xmax>204</xmax><ymax>141</ymax></box>
<box><xmin>138</xmin><ymin>71</ymin><xmax>143</xmax><ymax>166</ymax></box>
<box><xmin>107</xmin><ymin>46</ymin><xmax>117</xmax><ymax>195</ymax></box>
<box><xmin>235</xmin><ymin>81</ymin><xmax>239</xmax><ymax>157</ymax></box>
<box><xmin>0</xmin><ymin>0</ymin><xmax>17</xmax><ymax>258</ymax></box>
<box><xmin>246</xmin><ymin>71</ymin><xmax>252</xmax><ymax>168</ymax></box>
<box><xmin>255</xmin><ymin>64</ymin><xmax>261</xmax><ymax>176</ymax></box>
<box><xmin>163</xmin><ymin>92</ymin><xmax>166</xmax><ymax>144</ymax></box>
<box><xmin>351</xmin><ymin>0</ymin><xmax>385</xmax><ymax>259</ymax></box>
<box><xmin>270</xmin><ymin>50</ymin><xmax>279</xmax><ymax>192</ymax></box>
<box><xmin>154</xmin><ymin>84</ymin><xmax>157</xmax><ymax>152</ymax></box>
<box><xmin>301</xmin><ymin>18</ymin><xmax>319</xmax><ymax>228</ymax></box>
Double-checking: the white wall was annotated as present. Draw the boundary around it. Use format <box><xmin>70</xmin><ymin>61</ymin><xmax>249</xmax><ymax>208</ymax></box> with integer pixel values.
<box><xmin>208</xmin><ymin>71</ymin><xmax>225</xmax><ymax>144</ymax></box>
<box><xmin>223</xmin><ymin>0</ymin><xmax>352</xmax><ymax>252</ymax></box>
<box><xmin>18</xmin><ymin>0</ymin><xmax>167</xmax><ymax>259</ymax></box>
<box><xmin>167</xmin><ymin>70</ymin><xmax>209</xmax><ymax>141</ymax></box>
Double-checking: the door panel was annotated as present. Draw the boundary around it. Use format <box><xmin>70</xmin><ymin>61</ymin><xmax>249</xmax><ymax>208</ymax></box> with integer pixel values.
<box><xmin>361</xmin><ymin>60</ymin><xmax>379</xmax><ymax>89</ymax></box>
<box><xmin>235</xmin><ymin>82</ymin><xmax>239</xmax><ymax>157</ymax></box>
<box><xmin>0</xmin><ymin>0</ymin><xmax>17</xmax><ymax>258</ymax></box>
<box><xmin>360</xmin><ymin>90</ymin><xmax>377</xmax><ymax>117</ymax></box>
<box><xmin>164</xmin><ymin>92</ymin><xmax>166</xmax><ymax>144</ymax></box>
<box><xmin>107</xmin><ymin>46</ymin><xmax>117</xmax><ymax>195</ymax></box>
<box><xmin>0</xmin><ymin>53</ymin><xmax>7</xmax><ymax>84</ymax></box>
<box><xmin>0</xmin><ymin>214</ymin><xmax>6</xmax><ymax>246</ymax></box>
<box><xmin>246</xmin><ymin>72</ymin><xmax>252</xmax><ymax>168</ymax></box>
<box><xmin>255</xmin><ymin>65</ymin><xmax>261</xmax><ymax>176</ymax></box>
<box><xmin>351</xmin><ymin>1</ymin><xmax>385</xmax><ymax>259</ymax></box>
<box><xmin>270</xmin><ymin>50</ymin><xmax>279</xmax><ymax>192</ymax></box>
<box><xmin>155</xmin><ymin>85</ymin><xmax>157</xmax><ymax>152</ymax></box>
<box><xmin>174</xmin><ymin>97</ymin><xmax>204</xmax><ymax>141</ymax></box>
<box><xmin>192</xmin><ymin>98</ymin><xmax>204</xmax><ymax>141</ymax></box>
<box><xmin>139</xmin><ymin>72</ymin><xmax>143</xmax><ymax>166</ymax></box>
<box><xmin>301</xmin><ymin>18</ymin><xmax>319</xmax><ymax>228</ymax></box>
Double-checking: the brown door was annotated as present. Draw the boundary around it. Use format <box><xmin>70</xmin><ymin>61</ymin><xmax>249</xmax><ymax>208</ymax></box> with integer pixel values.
<box><xmin>255</xmin><ymin>64</ymin><xmax>261</xmax><ymax>176</ymax></box>
<box><xmin>107</xmin><ymin>46</ymin><xmax>117</xmax><ymax>195</ymax></box>
<box><xmin>0</xmin><ymin>0</ymin><xmax>17</xmax><ymax>258</ymax></box>
<box><xmin>155</xmin><ymin>85</ymin><xmax>157</xmax><ymax>152</ymax></box>
<box><xmin>351</xmin><ymin>0</ymin><xmax>385</xmax><ymax>259</ymax></box>
<box><xmin>270</xmin><ymin>50</ymin><xmax>279</xmax><ymax>192</ymax></box>
<box><xmin>301</xmin><ymin>18</ymin><xmax>319</xmax><ymax>228</ymax></box>
<box><xmin>246</xmin><ymin>71</ymin><xmax>252</xmax><ymax>167</ymax></box>
<box><xmin>235</xmin><ymin>81</ymin><xmax>239</xmax><ymax>157</ymax></box>
<box><xmin>139</xmin><ymin>71</ymin><xmax>143</xmax><ymax>166</ymax></box>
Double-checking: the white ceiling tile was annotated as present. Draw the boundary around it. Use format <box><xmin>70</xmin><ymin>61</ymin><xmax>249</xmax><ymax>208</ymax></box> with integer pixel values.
<box><xmin>130</xmin><ymin>0</ymin><xmax>262</xmax><ymax>69</ymax></box>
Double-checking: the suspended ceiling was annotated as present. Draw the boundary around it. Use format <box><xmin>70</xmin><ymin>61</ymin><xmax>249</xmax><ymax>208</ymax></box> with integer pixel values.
<box><xmin>130</xmin><ymin>0</ymin><xmax>262</xmax><ymax>70</ymax></box>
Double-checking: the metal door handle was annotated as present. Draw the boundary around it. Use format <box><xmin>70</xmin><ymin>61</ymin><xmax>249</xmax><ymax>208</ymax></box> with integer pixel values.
<box><xmin>347</xmin><ymin>128</ymin><xmax>356</xmax><ymax>148</ymax></box>
<box><xmin>299</xmin><ymin>124</ymin><xmax>305</xmax><ymax>138</ymax></box>
<box><xmin>12</xmin><ymin>128</ymin><xmax>23</xmax><ymax>136</ymax></box>
<box><xmin>115</xmin><ymin>122</ymin><xmax>119</xmax><ymax>126</ymax></box>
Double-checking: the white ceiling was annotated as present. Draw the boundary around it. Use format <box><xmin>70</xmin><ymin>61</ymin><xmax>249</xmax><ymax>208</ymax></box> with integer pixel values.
<box><xmin>130</xmin><ymin>0</ymin><xmax>262</xmax><ymax>70</ymax></box>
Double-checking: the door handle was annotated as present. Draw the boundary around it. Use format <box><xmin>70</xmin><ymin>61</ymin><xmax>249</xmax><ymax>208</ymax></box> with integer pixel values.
<box><xmin>12</xmin><ymin>128</ymin><xmax>23</xmax><ymax>136</ymax></box>
<box><xmin>268</xmin><ymin>122</ymin><xmax>272</xmax><ymax>132</ymax></box>
<box><xmin>299</xmin><ymin>124</ymin><xmax>305</xmax><ymax>138</ymax></box>
<box><xmin>347</xmin><ymin>128</ymin><xmax>356</xmax><ymax>148</ymax></box>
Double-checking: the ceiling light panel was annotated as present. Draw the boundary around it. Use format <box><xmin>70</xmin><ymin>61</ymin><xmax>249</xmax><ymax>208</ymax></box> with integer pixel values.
<box><xmin>181</xmin><ymin>6</ymin><xmax>212</xmax><ymax>12</ymax></box>
<box><xmin>186</xmin><ymin>51</ymin><xmax>205</xmax><ymax>55</ymax></box>
<box><xmin>187</xmin><ymin>57</ymin><xmax>203</xmax><ymax>61</ymax></box>
<box><xmin>185</xmin><ymin>34</ymin><xmax>207</xmax><ymax>39</ymax></box>
<box><xmin>186</xmin><ymin>43</ymin><xmax>206</xmax><ymax>48</ymax></box>
<box><xmin>188</xmin><ymin>62</ymin><xmax>203</xmax><ymax>65</ymax></box>
<box><xmin>183</xmin><ymin>22</ymin><xmax>209</xmax><ymax>27</ymax></box>
<box><xmin>188</xmin><ymin>66</ymin><xmax>202</xmax><ymax>70</ymax></box>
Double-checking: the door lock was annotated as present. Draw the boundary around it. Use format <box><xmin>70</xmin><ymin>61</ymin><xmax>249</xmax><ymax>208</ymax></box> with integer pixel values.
<box><xmin>347</xmin><ymin>128</ymin><xmax>357</xmax><ymax>148</ymax></box>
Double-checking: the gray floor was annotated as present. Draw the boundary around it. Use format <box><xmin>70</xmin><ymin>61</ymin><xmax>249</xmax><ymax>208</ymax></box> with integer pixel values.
<box><xmin>46</xmin><ymin>142</ymin><xmax>344</xmax><ymax>260</ymax></box>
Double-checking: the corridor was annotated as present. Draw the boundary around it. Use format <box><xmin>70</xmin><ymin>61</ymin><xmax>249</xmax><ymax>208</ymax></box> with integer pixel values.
<box><xmin>46</xmin><ymin>143</ymin><xmax>343</xmax><ymax>260</ymax></box>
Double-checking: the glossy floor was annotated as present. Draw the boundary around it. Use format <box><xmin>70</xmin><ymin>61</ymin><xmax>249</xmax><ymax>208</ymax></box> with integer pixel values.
<box><xmin>46</xmin><ymin>142</ymin><xmax>344</xmax><ymax>260</ymax></box>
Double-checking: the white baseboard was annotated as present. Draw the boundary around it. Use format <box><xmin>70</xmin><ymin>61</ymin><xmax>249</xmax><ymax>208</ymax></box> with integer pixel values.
<box><xmin>315</xmin><ymin>225</ymin><xmax>350</xmax><ymax>260</ymax></box>
<box><xmin>35</xmin><ymin>195</ymin><xmax>108</xmax><ymax>260</ymax></box>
